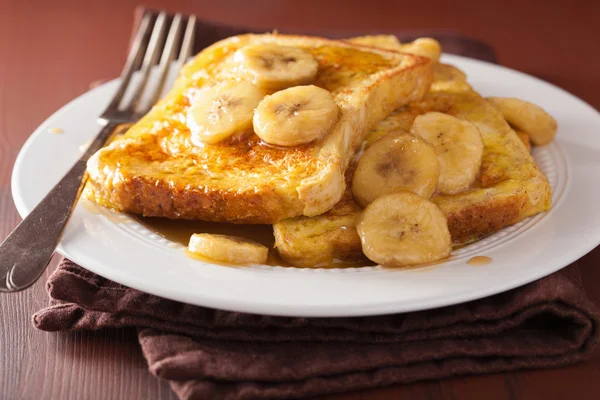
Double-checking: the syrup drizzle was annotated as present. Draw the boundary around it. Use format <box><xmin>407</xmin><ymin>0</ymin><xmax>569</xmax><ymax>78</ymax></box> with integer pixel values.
<box><xmin>467</xmin><ymin>256</ymin><xmax>492</xmax><ymax>266</ymax></box>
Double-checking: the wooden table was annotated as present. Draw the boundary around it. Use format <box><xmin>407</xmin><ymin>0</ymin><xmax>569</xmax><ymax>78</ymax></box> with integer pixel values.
<box><xmin>1</xmin><ymin>0</ymin><xmax>599</xmax><ymax>398</ymax></box>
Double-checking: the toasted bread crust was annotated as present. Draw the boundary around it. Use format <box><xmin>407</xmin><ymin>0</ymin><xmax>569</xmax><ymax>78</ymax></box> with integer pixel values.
<box><xmin>86</xmin><ymin>34</ymin><xmax>433</xmax><ymax>223</ymax></box>
<box><xmin>445</xmin><ymin>194</ymin><xmax>523</xmax><ymax>244</ymax></box>
<box><xmin>85</xmin><ymin>174</ymin><xmax>305</xmax><ymax>223</ymax></box>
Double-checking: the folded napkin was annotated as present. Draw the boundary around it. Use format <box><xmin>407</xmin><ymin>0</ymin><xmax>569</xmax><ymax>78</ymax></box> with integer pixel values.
<box><xmin>34</xmin><ymin>260</ymin><xmax>599</xmax><ymax>399</ymax></box>
<box><xmin>32</xmin><ymin>9</ymin><xmax>599</xmax><ymax>400</ymax></box>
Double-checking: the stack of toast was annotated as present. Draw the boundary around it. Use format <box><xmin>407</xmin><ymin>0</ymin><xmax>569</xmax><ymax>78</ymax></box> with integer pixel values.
<box><xmin>85</xmin><ymin>33</ymin><xmax>552</xmax><ymax>268</ymax></box>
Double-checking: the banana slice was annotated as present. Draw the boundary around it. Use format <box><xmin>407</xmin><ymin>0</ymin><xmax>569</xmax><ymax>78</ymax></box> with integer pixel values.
<box><xmin>486</xmin><ymin>97</ymin><xmax>557</xmax><ymax>145</ymax></box>
<box><xmin>235</xmin><ymin>44</ymin><xmax>319</xmax><ymax>91</ymax></box>
<box><xmin>253</xmin><ymin>85</ymin><xmax>339</xmax><ymax>146</ymax></box>
<box><xmin>430</xmin><ymin>64</ymin><xmax>472</xmax><ymax>93</ymax></box>
<box><xmin>188</xmin><ymin>233</ymin><xmax>268</xmax><ymax>265</ymax></box>
<box><xmin>356</xmin><ymin>192</ymin><xmax>451</xmax><ymax>267</ymax></box>
<box><xmin>434</xmin><ymin>63</ymin><xmax>467</xmax><ymax>81</ymax></box>
<box><xmin>398</xmin><ymin>38</ymin><xmax>442</xmax><ymax>62</ymax></box>
<box><xmin>187</xmin><ymin>81</ymin><xmax>264</xmax><ymax>145</ymax></box>
<box><xmin>411</xmin><ymin>112</ymin><xmax>483</xmax><ymax>194</ymax></box>
<box><xmin>352</xmin><ymin>132</ymin><xmax>440</xmax><ymax>206</ymax></box>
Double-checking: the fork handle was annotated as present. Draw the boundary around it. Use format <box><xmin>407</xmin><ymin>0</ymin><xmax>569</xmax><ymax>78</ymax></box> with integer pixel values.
<box><xmin>0</xmin><ymin>122</ymin><xmax>118</xmax><ymax>292</ymax></box>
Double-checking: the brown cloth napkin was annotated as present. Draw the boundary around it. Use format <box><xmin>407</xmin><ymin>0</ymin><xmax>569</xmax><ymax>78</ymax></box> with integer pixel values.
<box><xmin>32</xmin><ymin>9</ymin><xmax>599</xmax><ymax>400</ymax></box>
<box><xmin>34</xmin><ymin>260</ymin><xmax>599</xmax><ymax>399</ymax></box>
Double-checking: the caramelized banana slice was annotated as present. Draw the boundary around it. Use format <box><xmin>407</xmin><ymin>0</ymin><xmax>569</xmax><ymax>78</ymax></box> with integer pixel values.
<box><xmin>486</xmin><ymin>97</ymin><xmax>557</xmax><ymax>145</ymax></box>
<box><xmin>235</xmin><ymin>44</ymin><xmax>319</xmax><ymax>91</ymax></box>
<box><xmin>398</xmin><ymin>38</ymin><xmax>442</xmax><ymax>62</ymax></box>
<box><xmin>187</xmin><ymin>81</ymin><xmax>264</xmax><ymax>145</ymax></box>
<box><xmin>253</xmin><ymin>85</ymin><xmax>339</xmax><ymax>146</ymax></box>
<box><xmin>430</xmin><ymin>64</ymin><xmax>472</xmax><ymax>93</ymax></box>
<box><xmin>188</xmin><ymin>234</ymin><xmax>268</xmax><ymax>265</ymax></box>
<box><xmin>352</xmin><ymin>132</ymin><xmax>440</xmax><ymax>206</ymax></box>
<box><xmin>411</xmin><ymin>112</ymin><xmax>483</xmax><ymax>194</ymax></box>
<box><xmin>356</xmin><ymin>192</ymin><xmax>451</xmax><ymax>267</ymax></box>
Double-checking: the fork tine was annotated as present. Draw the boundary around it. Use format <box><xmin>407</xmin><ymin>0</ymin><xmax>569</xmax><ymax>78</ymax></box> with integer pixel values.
<box><xmin>177</xmin><ymin>15</ymin><xmax>197</xmax><ymax>71</ymax></box>
<box><xmin>126</xmin><ymin>11</ymin><xmax>169</xmax><ymax>114</ymax></box>
<box><xmin>105</xmin><ymin>11</ymin><xmax>155</xmax><ymax>112</ymax></box>
<box><xmin>141</xmin><ymin>14</ymin><xmax>184</xmax><ymax>114</ymax></box>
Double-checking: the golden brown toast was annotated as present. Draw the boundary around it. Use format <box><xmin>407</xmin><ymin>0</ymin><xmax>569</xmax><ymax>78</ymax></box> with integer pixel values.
<box><xmin>85</xmin><ymin>34</ymin><xmax>433</xmax><ymax>224</ymax></box>
<box><xmin>273</xmin><ymin>63</ymin><xmax>552</xmax><ymax>267</ymax></box>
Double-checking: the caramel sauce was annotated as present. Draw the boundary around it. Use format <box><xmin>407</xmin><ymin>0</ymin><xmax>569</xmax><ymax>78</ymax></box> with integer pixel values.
<box><xmin>81</xmin><ymin>200</ymin><xmax>126</xmax><ymax>223</ymax></box>
<box><xmin>467</xmin><ymin>256</ymin><xmax>492</xmax><ymax>266</ymax></box>
<box><xmin>133</xmin><ymin>217</ymin><xmax>378</xmax><ymax>269</ymax></box>
<box><xmin>135</xmin><ymin>217</ymin><xmax>294</xmax><ymax>266</ymax></box>
<box><xmin>135</xmin><ymin>217</ymin><xmax>275</xmax><ymax>247</ymax></box>
<box><xmin>184</xmin><ymin>249</ymin><xmax>251</xmax><ymax>268</ymax></box>
<box><xmin>380</xmin><ymin>255</ymin><xmax>450</xmax><ymax>272</ymax></box>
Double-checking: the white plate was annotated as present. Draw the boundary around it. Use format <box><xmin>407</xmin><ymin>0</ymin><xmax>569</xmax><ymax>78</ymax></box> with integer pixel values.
<box><xmin>11</xmin><ymin>54</ymin><xmax>600</xmax><ymax>317</ymax></box>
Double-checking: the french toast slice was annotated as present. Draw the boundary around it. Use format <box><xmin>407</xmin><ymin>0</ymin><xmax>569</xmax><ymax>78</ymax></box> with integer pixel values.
<box><xmin>85</xmin><ymin>34</ymin><xmax>433</xmax><ymax>224</ymax></box>
<box><xmin>273</xmin><ymin>63</ymin><xmax>552</xmax><ymax>268</ymax></box>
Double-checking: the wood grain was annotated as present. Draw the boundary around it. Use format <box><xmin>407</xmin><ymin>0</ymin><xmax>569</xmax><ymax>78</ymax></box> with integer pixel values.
<box><xmin>0</xmin><ymin>0</ymin><xmax>599</xmax><ymax>399</ymax></box>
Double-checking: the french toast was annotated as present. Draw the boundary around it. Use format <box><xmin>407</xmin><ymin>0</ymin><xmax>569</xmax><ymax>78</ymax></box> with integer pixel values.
<box><xmin>273</xmin><ymin>61</ymin><xmax>552</xmax><ymax>267</ymax></box>
<box><xmin>85</xmin><ymin>34</ymin><xmax>434</xmax><ymax>224</ymax></box>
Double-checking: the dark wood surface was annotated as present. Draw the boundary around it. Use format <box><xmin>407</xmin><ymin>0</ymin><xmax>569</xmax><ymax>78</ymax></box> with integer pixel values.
<box><xmin>1</xmin><ymin>0</ymin><xmax>599</xmax><ymax>399</ymax></box>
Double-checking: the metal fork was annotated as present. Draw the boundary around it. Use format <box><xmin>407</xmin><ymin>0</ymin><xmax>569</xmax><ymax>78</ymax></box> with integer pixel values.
<box><xmin>0</xmin><ymin>10</ymin><xmax>196</xmax><ymax>292</ymax></box>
